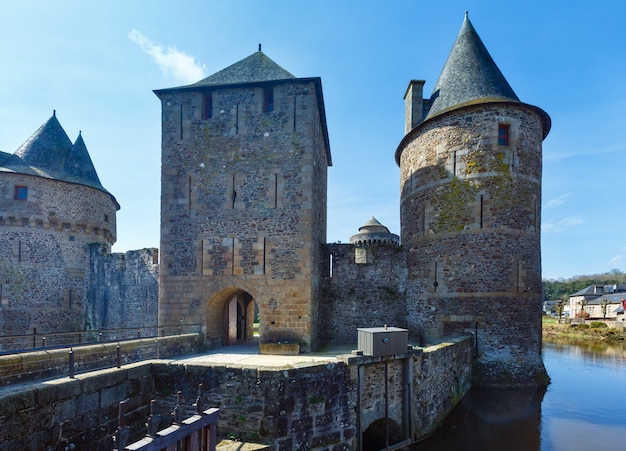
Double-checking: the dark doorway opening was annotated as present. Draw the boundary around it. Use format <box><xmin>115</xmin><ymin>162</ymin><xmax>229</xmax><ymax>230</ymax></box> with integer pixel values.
<box><xmin>362</xmin><ymin>417</ymin><xmax>403</xmax><ymax>451</ymax></box>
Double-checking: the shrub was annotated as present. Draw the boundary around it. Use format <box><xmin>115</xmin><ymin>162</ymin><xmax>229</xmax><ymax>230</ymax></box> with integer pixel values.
<box><xmin>590</xmin><ymin>321</ymin><xmax>608</xmax><ymax>329</ymax></box>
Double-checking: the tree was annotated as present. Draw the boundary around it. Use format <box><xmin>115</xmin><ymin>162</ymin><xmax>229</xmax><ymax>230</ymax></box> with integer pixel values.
<box><xmin>556</xmin><ymin>297</ymin><xmax>566</xmax><ymax>324</ymax></box>
<box><xmin>601</xmin><ymin>298</ymin><xmax>609</xmax><ymax>319</ymax></box>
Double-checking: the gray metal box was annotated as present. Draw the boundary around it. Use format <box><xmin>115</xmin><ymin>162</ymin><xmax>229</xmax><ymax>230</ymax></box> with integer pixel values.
<box><xmin>357</xmin><ymin>327</ymin><xmax>408</xmax><ymax>357</ymax></box>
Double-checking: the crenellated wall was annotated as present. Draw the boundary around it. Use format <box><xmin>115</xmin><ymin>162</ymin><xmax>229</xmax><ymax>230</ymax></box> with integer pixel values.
<box><xmin>320</xmin><ymin>243</ymin><xmax>409</xmax><ymax>344</ymax></box>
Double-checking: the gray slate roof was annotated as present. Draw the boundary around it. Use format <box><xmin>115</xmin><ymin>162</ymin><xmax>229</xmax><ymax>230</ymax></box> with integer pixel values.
<box><xmin>189</xmin><ymin>50</ymin><xmax>295</xmax><ymax>87</ymax></box>
<box><xmin>425</xmin><ymin>12</ymin><xmax>519</xmax><ymax>121</ymax></box>
<box><xmin>0</xmin><ymin>113</ymin><xmax>118</xmax><ymax>208</ymax></box>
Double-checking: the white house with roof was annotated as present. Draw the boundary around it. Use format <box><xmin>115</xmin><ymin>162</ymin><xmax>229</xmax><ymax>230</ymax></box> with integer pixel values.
<box><xmin>569</xmin><ymin>285</ymin><xmax>626</xmax><ymax>320</ymax></box>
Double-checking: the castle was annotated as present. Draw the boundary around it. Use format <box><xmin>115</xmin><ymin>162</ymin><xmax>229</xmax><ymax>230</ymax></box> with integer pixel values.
<box><xmin>0</xmin><ymin>14</ymin><xmax>550</xmax><ymax>387</ymax></box>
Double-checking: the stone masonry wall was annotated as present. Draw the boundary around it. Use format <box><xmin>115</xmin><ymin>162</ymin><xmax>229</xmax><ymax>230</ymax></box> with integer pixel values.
<box><xmin>157</xmin><ymin>79</ymin><xmax>329</xmax><ymax>351</ymax></box>
<box><xmin>0</xmin><ymin>362</ymin><xmax>156</xmax><ymax>450</ymax></box>
<box><xmin>0</xmin><ymin>338</ymin><xmax>472</xmax><ymax>450</ymax></box>
<box><xmin>88</xmin><ymin>245</ymin><xmax>159</xmax><ymax>335</ymax></box>
<box><xmin>397</xmin><ymin>103</ymin><xmax>546</xmax><ymax>387</ymax></box>
<box><xmin>0</xmin><ymin>173</ymin><xmax>117</xmax><ymax>347</ymax></box>
<box><xmin>320</xmin><ymin>244</ymin><xmax>408</xmax><ymax>345</ymax></box>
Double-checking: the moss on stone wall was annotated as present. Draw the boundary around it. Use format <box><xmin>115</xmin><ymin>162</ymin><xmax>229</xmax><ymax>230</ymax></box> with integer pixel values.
<box><xmin>431</xmin><ymin>177</ymin><xmax>477</xmax><ymax>233</ymax></box>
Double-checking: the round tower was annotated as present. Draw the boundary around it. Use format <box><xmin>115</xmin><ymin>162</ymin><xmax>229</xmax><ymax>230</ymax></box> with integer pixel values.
<box><xmin>0</xmin><ymin>113</ymin><xmax>118</xmax><ymax>347</ymax></box>
<box><xmin>396</xmin><ymin>14</ymin><xmax>551</xmax><ymax>387</ymax></box>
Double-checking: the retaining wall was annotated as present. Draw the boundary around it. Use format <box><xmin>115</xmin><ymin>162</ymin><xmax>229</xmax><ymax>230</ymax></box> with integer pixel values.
<box><xmin>0</xmin><ymin>337</ymin><xmax>473</xmax><ymax>450</ymax></box>
<box><xmin>0</xmin><ymin>333</ymin><xmax>203</xmax><ymax>386</ymax></box>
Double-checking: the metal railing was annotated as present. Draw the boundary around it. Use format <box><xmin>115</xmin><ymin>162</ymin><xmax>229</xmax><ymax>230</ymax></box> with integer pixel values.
<box><xmin>0</xmin><ymin>324</ymin><xmax>202</xmax><ymax>354</ymax></box>
<box><xmin>114</xmin><ymin>387</ymin><xmax>219</xmax><ymax>451</ymax></box>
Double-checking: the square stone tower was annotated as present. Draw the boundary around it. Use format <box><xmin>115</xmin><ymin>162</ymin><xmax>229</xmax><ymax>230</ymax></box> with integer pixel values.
<box><xmin>154</xmin><ymin>49</ymin><xmax>331</xmax><ymax>351</ymax></box>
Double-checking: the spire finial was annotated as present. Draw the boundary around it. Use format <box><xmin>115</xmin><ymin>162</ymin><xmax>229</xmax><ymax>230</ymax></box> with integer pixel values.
<box><xmin>53</xmin><ymin>109</ymin><xmax>56</xmax><ymax>117</ymax></box>
<box><xmin>258</xmin><ymin>43</ymin><xmax>262</xmax><ymax>52</ymax></box>
<box><xmin>464</xmin><ymin>11</ymin><xmax>469</xmax><ymax>19</ymax></box>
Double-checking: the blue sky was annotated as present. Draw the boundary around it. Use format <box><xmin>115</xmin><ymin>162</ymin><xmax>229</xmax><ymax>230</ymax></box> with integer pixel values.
<box><xmin>1</xmin><ymin>0</ymin><xmax>625</xmax><ymax>280</ymax></box>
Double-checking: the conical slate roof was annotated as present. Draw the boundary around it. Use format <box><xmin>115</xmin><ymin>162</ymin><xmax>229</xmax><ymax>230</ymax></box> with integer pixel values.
<box><xmin>358</xmin><ymin>217</ymin><xmax>391</xmax><ymax>234</ymax></box>
<box><xmin>64</xmin><ymin>132</ymin><xmax>103</xmax><ymax>186</ymax></box>
<box><xmin>189</xmin><ymin>49</ymin><xmax>295</xmax><ymax>87</ymax></box>
<box><xmin>425</xmin><ymin>12</ymin><xmax>520</xmax><ymax>121</ymax></box>
<box><xmin>0</xmin><ymin>112</ymin><xmax>118</xmax><ymax>207</ymax></box>
<box><xmin>14</xmin><ymin>113</ymin><xmax>74</xmax><ymax>173</ymax></box>
<box><xmin>350</xmin><ymin>217</ymin><xmax>399</xmax><ymax>246</ymax></box>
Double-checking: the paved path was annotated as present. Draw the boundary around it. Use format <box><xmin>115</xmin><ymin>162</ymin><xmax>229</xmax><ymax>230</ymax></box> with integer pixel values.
<box><xmin>167</xmin><ymin>339</ymin><xmax>355</xmax><ymax>368</ymax></box>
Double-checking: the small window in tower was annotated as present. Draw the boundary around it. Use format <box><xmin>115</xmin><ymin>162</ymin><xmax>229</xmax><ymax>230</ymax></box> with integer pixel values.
<box><xmin>104</xmin><ymin>214</ymin><xmax>109</xmax><ymax>223</ymax></box>
<box><xmin>14</xmin><ymin>186</ymin><xmax>28</xmax><ymax>200</ymax></box>
<box><xmin>204</xmin><ymin>93</ymin><xmax>213</xmax><ymax>119</ymax></box>
<box><xmin>263</xmin><ymin>87</ymin><xmax>274</xmax><ymax>113</ymax></box>
<box><xmin>498</xmin><ymin>124</ymin><xmax>510</xmax><ymax>146</ymax></box>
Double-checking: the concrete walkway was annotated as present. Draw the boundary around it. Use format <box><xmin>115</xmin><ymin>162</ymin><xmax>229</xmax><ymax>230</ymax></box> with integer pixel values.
<box><xmin>167</xmin><ymin>339</ymin><xmax>356</xmax><ymax>368</ymax></box>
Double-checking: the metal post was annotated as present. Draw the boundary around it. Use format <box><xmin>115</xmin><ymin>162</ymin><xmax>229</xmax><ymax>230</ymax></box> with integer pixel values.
<box><xmin>69</xmin><ymin>348</ymin><xmax>75</xmax><ymax>378</ymax></box>
<box><xmin>113</xmin><ymin>400</ymin><xmax>129</xmax><ymax>451</ymax></box>
<box><xmin>33</xmin><ymin>327</ymin><xmax>36</xmax><ymax>348</ymax></box>
<box><xmin>147</xmin><ymin>399</ymin><xmax>161</xmax><ymax>437</ymax></box>
<box><xmin>99</xmin><ymin>332</ymin><xmax>103</xmax><ymax>342</ymax></box>
<box><xmin>173</xmin><ymin>391</ymin><xmax>183</xmax><ymax>424</ymax></box>
<box><xmin>42</xmin><ymin>336</ymin><xmax>46</xmax><ymax>348</ymax></box>
<box><xmin>178</xmin><ymin>326</ymin><xmax>181</xmax><ymax>335</ymax></box>
<box><xmin>137</xmin><ymin>329</ymin><xmax>141</xmax><ymax>339</ymax></box>
<box><xmin>116</xmin><ymin>343</ymin><xmax>121</xmax><ymax>368</ymax></box>
<box><xmin>385</xmin><ymin>360</ymin><xmax>389</xmax><ymax>449</ymax></box>
<box><xmin>194</xmin><ymin>384</ymin><xmax>204</xmax><ymax>414</ymax></box>
<box><xmin>161</xmin><ymin>328</ymin><xmax>165</xmax><ymax>337</ymax></box>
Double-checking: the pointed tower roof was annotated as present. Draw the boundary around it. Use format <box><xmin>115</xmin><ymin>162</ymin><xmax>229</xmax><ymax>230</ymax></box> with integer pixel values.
<box><xmin>425</xmin><ymin>12</ymin><xmax>519</xmax><ymax>120</ymax></box>
<box><xmin>0</xmin><ymin>113</ymin><xmax>118</xmax><ymax>208</ymax></box>
<box><xmin>64</xmin><ymin>132</ymin><xmax>104</xmax><ymax>188</ymax></box>
<box><xmin>14</xmin><ymin>111</ymin><xmax>73</xmax><ymax>173</ymax></box>
<box><xmin>190</xmin><ymin>48</ymin><xmax>295</xmax><ymax>87</ymax></box>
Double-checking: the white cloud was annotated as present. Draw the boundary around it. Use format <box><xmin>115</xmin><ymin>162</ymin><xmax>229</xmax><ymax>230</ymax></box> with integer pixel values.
<box><xmin>544</xmin><ymin>193</ymin><xmax>570</xmax><ymax>209</ymax></box>
<box><xmin>129</xmin><ymin>30</ymin><xmax>206</xmax><ymax>84</ymax></box>
<box><xmin>542</xmin><ymin>216</ymin><xmax>584</xmax><ymax>233</ymax></box>
<box><xmin>609</xmin><ymin>254</ymin><xmax>625</xmax><ymax>266</ymax></box>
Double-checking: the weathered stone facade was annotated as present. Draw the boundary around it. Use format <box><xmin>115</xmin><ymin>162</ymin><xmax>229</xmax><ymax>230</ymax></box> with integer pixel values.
<box><xmin>393</xmin><ymin>15</ymin><xmax>550</xmax><ymax>387</ymax></box>
<box><xmin>0</xmin><ymin>170</ymin><xmax>117</xmax><ymax>344</ymax></box>
<box><xmin>1</xmin><ymin>14</ymin><xmax>551</xmax><ymax>392</ymax></box>
<box><xmin>0</xmin><ymin>336</ymin><xmax>472</xmax><ymax>450</ymax></box>
<box><xmin>319</xmin><ymin>243</ymin><xmax>408</xmax><ymax>345</ymax></box>
<box><xmin>155</xmin><ymin>53</ymin><xmax>330</xmax><ymax>352</ymax></box>
<box><xmin>396</xmin><ymin>104</ymin><xmax>548</xmax><ymax>386</ymax></box>
<box><xmin>87</xmin><ymin>245</ymin><xmax>159</xmax><ymax>336</ymax></box>
<box><xmin>0</xmin><ymin>115</ymin><xmax>159</xmax><ymax>350</ymax></box>
<box><xmin>152</xmin><ymin>16</ymin><xmax>550</xmax><ymax>388</ymax></box>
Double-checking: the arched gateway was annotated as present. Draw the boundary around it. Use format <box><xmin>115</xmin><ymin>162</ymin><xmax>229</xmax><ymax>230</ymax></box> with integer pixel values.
<box><xmin>203</xmin><ymin>287</ymin><xmax>257</xmax><ymax>347</ymax></box>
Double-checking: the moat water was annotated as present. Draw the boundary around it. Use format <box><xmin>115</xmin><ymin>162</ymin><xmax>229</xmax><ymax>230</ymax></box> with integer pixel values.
<box><xmin>411</xmin><ymin>339</ymin><xmax>626</xmax><ymax>451</ymax></box>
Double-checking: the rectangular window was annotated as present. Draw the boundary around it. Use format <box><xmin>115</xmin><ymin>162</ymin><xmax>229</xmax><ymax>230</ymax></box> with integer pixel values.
<box><xmin>263</xmin><ymin>87</ymin><xmax>274</xmax><ymax>113</ymax></box>
<box><xmin>204</xmin><ymin>93</ymin><xmax>213</xmax><ymax>119</ymax></box>
<box><xmin>498</xmin><ymin>124</ymin><xmax>510</xmax><ymax>146</ymax></box>
<box><xmin>14</xmin><ymin>186</ymin><xmax>28</xmax><ymax>200</ymax></box>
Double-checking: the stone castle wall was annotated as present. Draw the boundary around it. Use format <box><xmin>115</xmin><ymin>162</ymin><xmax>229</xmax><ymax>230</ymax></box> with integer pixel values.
<box><xmin>157</xmin><ymin>79</ymin><xmax>329</xmax><ymax>351</ymax></box>
<box><xmin>0</xmin><ymin>173</ymin><xmax>117</xmax><ymax>345</ymax></box>
<box><xmin>320</xmin><ymin>244</ymin><xmax>409</xmax><ymax>344</ymax></box>
<box><xmin>87</xmin><ymin>245</ymin><xmax>159</xmax><ymax>336</ymax></box>
<box><xmin>397</xmin><ymin>103</ymin><xmax>546</xmax><ymax>387</ymax></box>
<box><xmin>0</xmin><ymin>337</ymin><xmax>472</xmax><ymax>449</ymax></box>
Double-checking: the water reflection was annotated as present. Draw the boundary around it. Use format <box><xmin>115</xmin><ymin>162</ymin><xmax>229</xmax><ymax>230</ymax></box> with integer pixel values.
<box><xmin>411</xmin><ymin>340</ymin><xmax>626</xmax><ymax>451</ymax></box>
<box><xmin>411</xmin><ymin>387</ymin><xmax>546</xmax><ymax>451</ymax></box>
